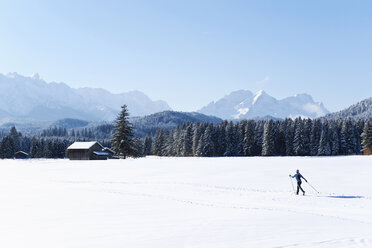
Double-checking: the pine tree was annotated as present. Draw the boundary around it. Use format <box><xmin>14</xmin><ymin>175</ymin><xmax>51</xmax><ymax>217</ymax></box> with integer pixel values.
<box><xmin>0</xmin><ymin>136</ymin><xmax>15</xmax><ymax>158</ymax></box>
<box><xmin>318</xmin><ymin>124</ymin><xmax>331</xmax><ymax>156</ymax></box>
<box><xmin>165</xmin><ymin>130</ymin><xmax>175</xmax><ymax>156</ymax></box>
<box><xmin>224</xmin><ymin>121</ymin><xmax>236</xmax><ymax>156</ymax></box>
<box><xmin>330</xmin><ymin>121</ymin><xmax>340</xmax><ymax>155</ymax></box>
<box><xmin>242</xmin><ymin>121</ymin><xmax>255</xmax><ymax>156</ymax></box>
<box><xmin>30</xmin><ymin>137</ymin><xmax>38</xmax><ymax>158</ymax></box>
<box><xmin>182</xmin><ymin>124</ymin><xmax>193</xmax><ymax>156</ymax></box>
<box><xmin>254</xmin><ymin>121</ymin><xmax>265</xmax><ymax>156</ymax></box>
<box><xmin>195</xmin><ymin>133</ymin><xmax>204</xmax><ymax>157</ymax></box>
<box><xmin>340</xmin><ymin>119</ymin><xmax>356</xmax><ymax>155</ymax></box>
<box><xmin>151</xmin><ymin>129</ymin><xmax>164</xmax><ymax>156</ymax></box>
<box><xmin>276</xmin><ymin>121</ymin><xmax>287</xmax><ymax>156</ymax></box>
<box><xmin>293</xmin><ymin>118</ymin><xmax>306</xmax><ymax>156</ymax></box>
<box><xmin>143</xmin><ymin>133</ymin><xmax>153</xmax><ymax>156</ymax></box>
<box><xmin>216</xmin><ymin>122</ymin><xmax>227</xmax><ymax>156</ymax></box>
<box><xmin>201</xmin><ymin>124</ymin><xmax>215</xmax><ymax>156</ymax></box>
<box><xmin>355</xmin><ymin>119</ymin><xmax>365</xmax><ymax>153</ymax></box>
<box><xmin>0</xmin><ymin>127</ymin><xmax>21</xmax><ymax>158</ymax></box>
<box><xmin>44</xmin><ymin>139</ymin><xmax>54</xmax><ymax>158</ymax></box>
<box><xmin>284</xmin><ymin>119</ymin><xmax>294</xmax><ymax>156</ymax></box>
<box><xmin>131</xmin><ymin>138</ymin><xmax>144</xmax><ymax>157</ymax></box>
<box><xmin>111</xmin><ymin>105</ymin><xmax>135</xmax><ymax>159</ymax></box>
<box><xmin>192</xmin><ymin>123</ymin><xmax>202</xmax><ymax>156</ymax></box>
<box><xmin>70</xmin><ymin>129</ymin><xmax>76</xmax><ymax>138</ymax></box>
<box><xmin>303</xmin><ymin>119</ymin><xmax>312</xmax><ymax>155</ymax></box>
<box><xmin>9</xmin><ymin>126</ymin><xmax>21</xmax><ymax>152</ymax></box>
<box><xmin>262</xmin><ymin>120</ymin><xmax>275</xmax><ymax>156</ymax></box>
<box><xmin>56</xmin><ymin>139</ymin><xmax>67</xmax><ymax>158</ymax></box>
<box><xmin>310</xmin><ymin>119</ymin><xmax>322</xmax><ymax>156</ymax></box>
<box><xmin>30</xmin><ymin>138</ymin><xmax>44</xmax><ymax>158</ymax></box>
<box><xmin>236</xmin><ymin>122</ymin><xmax>245</xmax><ymax>156</ymax></box>
<box><xmin>172</xmin><ymin>126</ymin><xmax>182</xmax><ymax>156</ymax></box>
<box><xmin>21</xmin><ymin>136</ymin><xmax>31</xmax><ymax>155</ymax></box>
<box><xmin>361</xmin><ymin>120</ymin><xmax>372</xmax><ymax>151</ymax></box>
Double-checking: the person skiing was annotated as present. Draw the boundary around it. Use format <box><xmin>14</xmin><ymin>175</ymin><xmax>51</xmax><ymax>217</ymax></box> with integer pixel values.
<box><xmin>289</xmin><ymin>170</ymin><xmax>307</xmax><ymax>195</ymax></box>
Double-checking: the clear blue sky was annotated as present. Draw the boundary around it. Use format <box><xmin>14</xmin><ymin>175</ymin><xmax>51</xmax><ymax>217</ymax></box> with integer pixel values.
<box><xmin>0</xmin><ymin>0</ymin><xmax>371</xmax><ymax>112</ymax></box>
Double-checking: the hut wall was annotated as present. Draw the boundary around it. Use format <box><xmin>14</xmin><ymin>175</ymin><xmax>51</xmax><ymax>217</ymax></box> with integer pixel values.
<box><xmin>363</xmin><ymin>148</ymin><xmax>372</xmax><ymax>156</ymax></box>
<box><xmin>68</xmin><ymin>150</ymin><xmax>90</xmax><ymax>160</ymax></box>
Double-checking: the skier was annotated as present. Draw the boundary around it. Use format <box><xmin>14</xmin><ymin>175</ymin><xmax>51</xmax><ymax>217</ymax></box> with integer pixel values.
<box><xmin>289</xmin><ymin>170</ymin><xmax>307</xmax><ymax>195</ymax></box>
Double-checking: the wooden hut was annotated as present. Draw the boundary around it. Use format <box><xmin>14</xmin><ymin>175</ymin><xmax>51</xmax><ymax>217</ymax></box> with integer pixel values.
<box><xmin>361</xmin><ymin>148</ymin><xmax>372</xmax><ymax>156</ymax></box>
<box><xmin>67</xmin><ymin>141</ymin><xmax>106</xmax><ymax>160</ymax></box>
<box><xmin>14</xmin><ymin>151</ymin><xmax>29</xmax><ymax>159</ymax></box>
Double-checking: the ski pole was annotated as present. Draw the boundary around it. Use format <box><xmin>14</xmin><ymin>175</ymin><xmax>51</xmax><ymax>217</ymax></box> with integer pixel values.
<box><xmin>306</xmin><ymin>181</ymin><xmax>319</xmax><ymax>194</ymax></box>
<box><xmin>289</xmin><ymin>176</ymin><xmax>295</xmax><ymax>194</ymax></box>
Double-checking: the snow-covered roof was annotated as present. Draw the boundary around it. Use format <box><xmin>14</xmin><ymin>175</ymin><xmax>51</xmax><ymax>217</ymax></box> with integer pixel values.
<box><xmin>102</xmin><ymin>147</ymin><xmax>115</xmax><ymax>154</ymax></box>
<box><xmin>15</xmin><ymin>151</ymin><xmax>29</xmax><ymax>155</ymax></box>
<box><xmin>67</xmin><ymin>141</ymin><xmax>101</xmax><ymax>150</ymax></box>
<box><xmin>93</xmin><ymin>151</ymin><xmax>109</xmax><ymax>156</ymax></box>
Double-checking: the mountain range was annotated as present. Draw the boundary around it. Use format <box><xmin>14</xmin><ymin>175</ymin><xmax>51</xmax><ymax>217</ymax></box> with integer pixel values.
<box><xmin>0</xmin><ymin>73</ymin><xmax>170</xmax><ymax>122</ymax></box>
<box><xmin>198</xmin><ymin>90</ymin><xmax>329</xmax><ymax>120</ymax></box>
<box><xmin>0</xmin><ymin>72</ymin><xmax>334</xmax><ymax>123</ymax></box>
<box><xmin>0</xmin><ymin>71</ymin><xmax>370</xmax><ymax>138</ymax></box>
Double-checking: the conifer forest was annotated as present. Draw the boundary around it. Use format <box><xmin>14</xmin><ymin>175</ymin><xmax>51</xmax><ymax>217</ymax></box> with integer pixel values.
<box><xmin>0</xmin><ymin>117</ymin><xmax>371</xmax><ymax>158</ymax></box>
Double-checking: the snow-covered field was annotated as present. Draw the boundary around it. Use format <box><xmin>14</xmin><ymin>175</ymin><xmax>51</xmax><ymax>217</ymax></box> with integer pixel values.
<box><xmin>0</xmin><ymin>156</ymin><xmax>371</xmax><ymax>248</ymax></box>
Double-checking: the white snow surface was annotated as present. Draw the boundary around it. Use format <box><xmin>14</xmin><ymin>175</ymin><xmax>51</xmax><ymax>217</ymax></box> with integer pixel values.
<box><xmin>0</xmin><ymin>156</ymin><xmax>372</xmax><ymax>248</ymax></box>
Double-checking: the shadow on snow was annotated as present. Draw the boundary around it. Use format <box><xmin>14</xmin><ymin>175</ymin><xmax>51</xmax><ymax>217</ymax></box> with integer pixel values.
<box><xmin>325</xmin><ymin>195</ymin><xmax>364</xmax><ymax>199</ymax></box>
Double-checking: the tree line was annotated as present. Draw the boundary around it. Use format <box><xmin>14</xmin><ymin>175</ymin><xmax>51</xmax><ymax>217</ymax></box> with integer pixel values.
<box><xmin>0</xmin><ymin>115</ymin><xmax>371</xmax><ymax>159</ymax></box>
<box><xmin>144</xmin><ymin>118</ymin><xmax>371</xmax><ymax>157</ymax></box>
<box><xmin>40</xmin><ymin>124</ymin><xmax>113</xmax><ymax>140</ymax></box>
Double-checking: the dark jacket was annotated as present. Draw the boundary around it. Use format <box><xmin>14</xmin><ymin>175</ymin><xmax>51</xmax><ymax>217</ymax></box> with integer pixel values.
<box><xmin>291</xmin><ymin>173</ymin><xmax>307</xmax><ymax>183</ymax></box>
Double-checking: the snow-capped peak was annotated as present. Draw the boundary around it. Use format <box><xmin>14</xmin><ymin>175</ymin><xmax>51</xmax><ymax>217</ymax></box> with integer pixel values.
<box><xmin>0</xmin><ymin>72</ymin><xmax>171</xmax><ymax>121</ymax></box>
<box><xmin>30</xmin><ymin>73</ymin><xmax>40</xmax><ymax>80</ymax></box>
<box><xmin>252</xmin><ymin>90</ymin><xmax>274</xmax><ymax>105</ymax></box>
<box><xmin>198</xmin><ymin>89</ymin><xmax>329</xmax><ymax>120</ymax></box>
<box><xmin>253</xmin><ymin>90</ymin><xmax>264</xmax><ymax>104</ymax></box>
